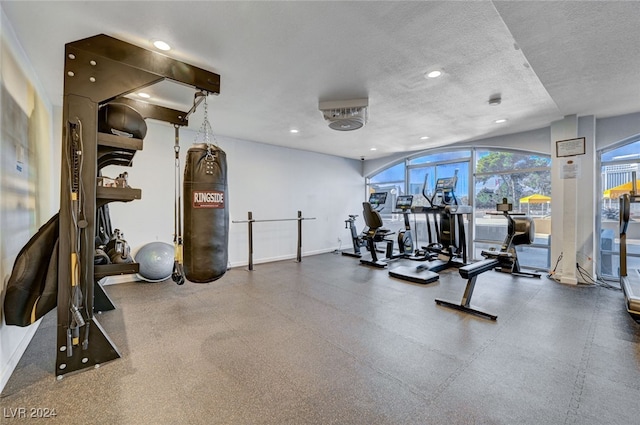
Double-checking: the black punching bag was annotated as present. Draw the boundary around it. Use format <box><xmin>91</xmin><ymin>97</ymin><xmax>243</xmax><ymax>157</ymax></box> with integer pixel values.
<box><xmin>183</xmin><ymin>143</ymin><xmax>229</xmax><ymax>282</ymax></box>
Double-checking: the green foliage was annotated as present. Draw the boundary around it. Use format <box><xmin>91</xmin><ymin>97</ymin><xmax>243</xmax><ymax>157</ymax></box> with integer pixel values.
<box><xmin>475</xmin><ymin>188</ymin><xmax>499</xmax><ymax>209</ymax></box>
<box><xmin>476</xmin><ymin>151</ymin><xmax>551</xmax><ymax>206</ymax></box>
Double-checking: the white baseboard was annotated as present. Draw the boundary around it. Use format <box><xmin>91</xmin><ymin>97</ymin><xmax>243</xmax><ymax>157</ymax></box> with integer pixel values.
<box><xmin>0</xmin><ymin>319</ymin><xmax>41</xmax><ymax>393</ymax></box>
<box><xmin>228</xmin><ymin>248</ymin><xmax>336</xmax><ymax>269</ymax></box>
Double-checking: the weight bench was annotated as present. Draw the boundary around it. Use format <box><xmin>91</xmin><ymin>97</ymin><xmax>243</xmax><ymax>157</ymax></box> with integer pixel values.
<box><xmin>435</xmin><ymin>258</ymin><xmax>499</xmax><ymax>320</ymax></box>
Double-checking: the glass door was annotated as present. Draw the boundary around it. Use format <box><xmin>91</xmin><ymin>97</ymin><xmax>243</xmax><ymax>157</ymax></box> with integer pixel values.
<box><xmin>599</xmin><ymin>140</ymin><xmax>640</xmax><ymax>278</ymax></box>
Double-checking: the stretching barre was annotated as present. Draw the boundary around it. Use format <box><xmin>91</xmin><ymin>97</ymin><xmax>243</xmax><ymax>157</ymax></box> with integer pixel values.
<box><xmin>232</xmin><ymin>211</ymin><xmax>316</xmax><ymax>270</ymax></box>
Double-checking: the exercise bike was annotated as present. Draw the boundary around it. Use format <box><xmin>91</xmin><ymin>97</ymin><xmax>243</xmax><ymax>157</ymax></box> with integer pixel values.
<box><xmin>342</xmin><ymin>192</ymin><xmax>389</xmax><ymax>258</ymax></box>
<box><xmin>359</xmin><ymin>193</ymin><xmax>400</xmax><ymax>269</ymax></box>
<box><xmin>395</xmin><ymin>195</ymin><xmax>415</xmax><ymax>258</ymax></box>
<box><xmin>341</xmin><ymin>214</ymin><xmax>366</xmax><ymax>258</ymax></box>
<box><xmin>435</xmin><ymin>198</ymin><xmax>540</xmax><ymax>320</ymax></box>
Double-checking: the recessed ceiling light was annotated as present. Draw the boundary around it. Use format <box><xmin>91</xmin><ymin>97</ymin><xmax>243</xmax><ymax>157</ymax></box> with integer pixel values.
<box><xmin>420</xmin><ymin>136</ymin><xmax>430</xmax><ymax>140</ymax></box>
<box><xmin>494</xmin><ymin>118</ymin><xmax>508</xmax><ymax>124</ymax></box>
<box><xmin>153</xmin><ymin>40</ymin><xmax>171</xmax><ymax>51</ymax></box>
<box><xmin>137</xmin><ymin>92</ymin><xmax>151</xmax><ymax>99</ymax></box>
<box><xmin>370</xmin><ymin>147</ymin><xmax>377</xmax><ymax>151</ymax></box>
<box><xmin>290</xmin><ymin>129</ymin><xmax>299</xmax><ymax>134</ymax></box>
<box><xmin>425</xmin><ymin>70</ymin><xmax>442</xmax><ymax>79</ymax></box>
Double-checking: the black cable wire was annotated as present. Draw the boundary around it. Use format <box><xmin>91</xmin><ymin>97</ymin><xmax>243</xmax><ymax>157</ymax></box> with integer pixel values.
<box><xmin>64</xmin><ymin>119</ymin><xmax>87</xmax><ymax>331</ymax></box>
<box><xmin>63</xmin><ymin>121</ymin><xmax>75</xmax><ymax>327</ymax></box>
<box><xmin>576</xmin><ymin>262</ymin><xmax>621</xmax><ymax>291</ymax></box>
<box><xmin>548</xmin><ymin>252</ymin><xmax>563</xmax><ymax>279</ymax></box>
<box><xmin>76</xmin><ymin>119</ymin><xmax>92</xmax><ymax>320</ymax></box>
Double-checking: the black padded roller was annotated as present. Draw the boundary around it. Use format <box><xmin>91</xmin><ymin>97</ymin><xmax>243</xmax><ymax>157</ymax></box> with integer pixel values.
<box><xmin>183</xmin><ymin>143</ymin><xmax>229</xmax><ymax>283</ymax></box>
<box><xmin>98</xmin><ymin>103</ymin><xmax>147</xmax><ymax>139</ymax></box>
<box><xmin>512</xmin><ymin>217</ymin><xmax>535</xmax><ymax>246</ymax></box>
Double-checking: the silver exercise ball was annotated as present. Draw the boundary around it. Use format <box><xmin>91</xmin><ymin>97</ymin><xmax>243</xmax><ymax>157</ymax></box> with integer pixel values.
<box><xmin>135</xmin><ymin>242</ymin><xmax>174</xmax><ymax>282</ymax></box>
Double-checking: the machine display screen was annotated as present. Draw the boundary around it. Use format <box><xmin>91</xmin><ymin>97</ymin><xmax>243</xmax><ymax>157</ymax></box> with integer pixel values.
<box><xmin>369</xmin><ymin>192</ymin><xmax>387</xmax><ymax>207</ymax></box>
<box><xmin>436</xmin><ymin>177</ymin><xmax>456</xmax><ymax>189</ymax></box>
<box><xmin>395</xmin><ymin>195</ymin><xmax>413</xmax><ymax>209</ymax></box>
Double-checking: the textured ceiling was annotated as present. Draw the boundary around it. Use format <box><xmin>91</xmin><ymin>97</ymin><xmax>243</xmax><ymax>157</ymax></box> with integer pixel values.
<box><xmin>3</xmin><ymin>1</ymin><xmax>640</xmax><ymax>160</ymax></box>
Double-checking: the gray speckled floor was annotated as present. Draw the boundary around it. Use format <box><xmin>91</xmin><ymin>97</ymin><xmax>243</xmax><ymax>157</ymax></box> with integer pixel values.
<box><xmin>2</xmin><ymin>252</ymin><xmax>640</xmax><ymax>424</ymax></box>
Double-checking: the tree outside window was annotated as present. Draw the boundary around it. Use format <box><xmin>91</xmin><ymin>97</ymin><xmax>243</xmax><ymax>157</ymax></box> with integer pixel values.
<box><xmin>475</xmin><ymin>151</ymin><xmax>551</xmax><ymax>212</ymax></box>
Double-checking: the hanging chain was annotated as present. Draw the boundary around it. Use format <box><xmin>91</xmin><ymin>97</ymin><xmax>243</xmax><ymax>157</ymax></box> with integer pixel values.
<box><xmin>194</xmin><ymin>95</ymin><xmax>217</xmax><ymax>160</ymax></box>
<box><xmin>196</xmin><ymin>96</ymin><xmax>217</xmax><ymax>143</ymax></box>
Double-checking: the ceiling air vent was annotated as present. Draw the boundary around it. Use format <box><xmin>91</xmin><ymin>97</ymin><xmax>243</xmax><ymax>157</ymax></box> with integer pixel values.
<box><xmin>319</xmin><ymin>98</ymin><xmax>368</xmax><ymax>131</ymax></box>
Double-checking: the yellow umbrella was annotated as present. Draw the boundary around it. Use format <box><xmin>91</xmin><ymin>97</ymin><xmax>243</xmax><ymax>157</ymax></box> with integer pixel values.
<box><xmin>519</xmin><ymin>194</ymin><xmax>551</xmax><ymax>204</ymax></box>
<box><xmin>603</xmin><ymin>180</ymin><xmax>640</xmax><ymax>199</ymax></box>
<box><xmin>519</xmin><ymin>194</ymin><xmax>551</xmax><ymax>215</ymax></box>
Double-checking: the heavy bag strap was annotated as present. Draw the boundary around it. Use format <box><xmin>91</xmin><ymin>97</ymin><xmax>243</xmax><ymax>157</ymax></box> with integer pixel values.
<box><xmin>205</xmin><ymin>143</ymin><xmax>217</xmax><ymax>161</ymax></box>
<box><xmin>172</xmin><ymin>125</ymin><xmax>185</xmax><ymax>285</ymax></box>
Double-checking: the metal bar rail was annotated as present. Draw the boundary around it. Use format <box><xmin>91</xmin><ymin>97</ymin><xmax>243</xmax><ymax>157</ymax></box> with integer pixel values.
<box><xmin>232</xmin><ymin>210</ymin><xmax>316</xmax><ymax>270</ymax></box>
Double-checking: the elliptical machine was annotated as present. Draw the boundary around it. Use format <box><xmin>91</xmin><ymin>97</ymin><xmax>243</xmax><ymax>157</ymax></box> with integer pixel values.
<box><xmin>420</xmin><ymin>169</ymin><xmax>471</xmax><ymax>270</ymax></box>
<box><xmin>389</xmin><ymin>171</ymin><xmax>471</xmax><ymax>284</ymax></box>
<box><xmin>390</xmin><ymin>170</ymin><xmax>472</xmax><ymax>284</ymax></box>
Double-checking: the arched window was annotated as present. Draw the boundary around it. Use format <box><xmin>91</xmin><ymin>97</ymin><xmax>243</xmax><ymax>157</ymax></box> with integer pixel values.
<box><xmin>366</xmin><ymin>148</ymin><xmax>551</xmax><ymax>269</ymax></box>
<box><xmin>367</xmin><ymin>162</ymin><xmax>405</xmax><ymax>214</ymax></box>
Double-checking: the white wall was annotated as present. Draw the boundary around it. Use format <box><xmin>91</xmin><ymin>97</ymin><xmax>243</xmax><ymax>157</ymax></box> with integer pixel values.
<box><xmin>105</xmin><ymin>123</ymin><xmax>364</xmax><ymax>271</ymax></box>
<box><xmin>0</xmin><ymin>8</ymin><xmax>56</xmax><ymax>392</ymax></box>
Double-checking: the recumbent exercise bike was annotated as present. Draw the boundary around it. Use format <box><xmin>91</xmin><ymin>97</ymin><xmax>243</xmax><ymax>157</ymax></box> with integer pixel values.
<box><xmin>342</xmin><ymin>192</ymin><xmax>389</xmax><ymax>258</ymax></box>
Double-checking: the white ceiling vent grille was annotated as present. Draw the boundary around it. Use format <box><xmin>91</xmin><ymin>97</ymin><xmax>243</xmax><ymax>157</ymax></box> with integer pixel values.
<box><xmin>319</xmin><ymin>98</ymin><xmax>368</xmax><ymax>131</ymax></box>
